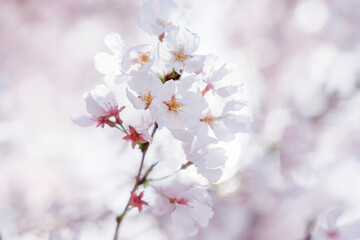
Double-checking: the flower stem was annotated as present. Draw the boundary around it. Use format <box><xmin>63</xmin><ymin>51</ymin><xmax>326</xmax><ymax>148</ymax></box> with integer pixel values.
<box><xmin>149</xmin><ymin>185</ymin><xmax>171</xmax><ymax>201</ymax></box>
<box><xmin>113</xmin><ymin>122</ymin><xmax>158</xmax><ymax>240</ymax></box>
<box><xmin>150</xmin><ymin>161</ymin><xmax>192</xmax><ymax>181</ymax></box>
<box><xmin>119</xmin><ymin>123</ymin><xmax>129</xmax><ymax>135</ymax></box>
<box><xmin>150</xmin><ymin>168</ymin><xmax>182</xmax><ymax>181</ymax></box>
<box><xmin>114</xmin><ymin>125</ymin><xmax>126</xmax><ymax>134</ymax></box>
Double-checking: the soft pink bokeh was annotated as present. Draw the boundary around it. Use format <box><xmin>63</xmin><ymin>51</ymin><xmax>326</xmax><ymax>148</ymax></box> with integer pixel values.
<box><xmin>1</xmin><ymin>0</ymin><xmax>360</xmax><ymax>239</ymax></box>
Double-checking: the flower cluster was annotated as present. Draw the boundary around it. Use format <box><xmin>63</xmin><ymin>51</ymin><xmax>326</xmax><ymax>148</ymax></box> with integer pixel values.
<box><xmin>73</xmin><ymin>0</ymin><xmax>248</xmax><ymax>237</ymax></box>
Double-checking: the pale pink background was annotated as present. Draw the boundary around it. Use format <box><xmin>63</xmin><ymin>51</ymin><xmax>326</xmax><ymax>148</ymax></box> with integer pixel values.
<box><xmin>1</xmin><ymin>0</ymin><xmax>360</xmax><ymax>239</ymax></box>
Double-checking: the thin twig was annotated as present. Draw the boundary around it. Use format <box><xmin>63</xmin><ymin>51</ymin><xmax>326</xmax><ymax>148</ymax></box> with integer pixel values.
<box><xmin>114</xmin><ymin>125</ymin><xmax>126</xmax><ymax>134</ymax></box>
<box><xmin>118</xmin><ymin>123</ymin><xmax>129</xmax><ymax>135</ymax></box>
<box><xmin>113</xmin><ymin>122</ymin><xmax>158</xmax><ymax>240</ymax></box>
<box><xmin>149</xmin><ymin>185</ymin><xmax>171</xmax><ymax>201</ymax></box>
<box><xmin>150</xmin><ymin>168</ymin><xmax>182</xmax><ymax>181</ymax></box>
<box><xmin>150</xmin><ymin>160</ymin><xmax>192</xmax><ymax>182</ymax></box>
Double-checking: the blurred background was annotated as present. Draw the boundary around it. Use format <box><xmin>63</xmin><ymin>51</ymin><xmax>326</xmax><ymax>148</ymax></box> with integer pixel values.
<box><xmin>1</xmin><ymin>0</ymin><xmax>360</xmax><ymax>239</ymax></box>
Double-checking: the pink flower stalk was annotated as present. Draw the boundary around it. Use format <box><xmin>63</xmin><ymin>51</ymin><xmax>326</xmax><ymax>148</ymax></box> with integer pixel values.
<box><xmin>129</xmin><ymin>191</ymin><xmax>148</xmax><ymax>212</ymax></box>
<box><xmin>96</xmin><ymin>105</ymin><xmax>126</xmax><ymax>128</ymax></box>
<box><xmin>199</xmin><ymin>54</ymin><xmax>236</xmax><ymax>97</ymax></box>
<box><xmin>175</xmin><ymin>198</ymin><xmax>189</xmax><ymax>205</ymax></box>
<box><xmin>123</xmin><ymin>125</ymin><xmax>148</xmax><ymax>148</ymax></box>
<box><xmin>169</xmin><ymin>197</ymin><xmax>189</xmax><ymax>205</ymax></box>
<box><xmin>201</xmin><ymin>83</ymin><xmax>214</xmax><ymax>96</ymax></box>
<box><xmin>95</xmin><ymin>116</ymin><xmax>114</xmax><ymax>128</ymax></box>
<box><xmin>326</xmin><ymin>230</ymin><xmax>339</xmax><ymax>238</ymax></box>
<box><xmin>95</xmin><ymin>105</ymin><xmax>125</xmax><ymax>128</ymax></box>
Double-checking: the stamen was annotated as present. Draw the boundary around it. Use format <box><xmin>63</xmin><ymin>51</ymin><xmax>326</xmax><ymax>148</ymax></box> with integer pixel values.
<box><xmin>136</xmin><ymin>51</ymin><xmax>151</xmax><ymax>65</ymax></box>
<box><xmin>200</xmin><ymin>110</ymin><xmax>223</xmax><ymax>127</ymax></box>
<box><xmin>138</xmin><ymin>88</ymin><xmax>153</xmax><ymax>110</ymax></box>
<box><xmin>173</xmin><ymin>49</ymin><xmax>190</xmax><ymax>63</ymax></box>
<box><xmin>157</xmin><ymin>19</ymin><xmax>168</xmax><ymax>27</ymax></box>
<box><xmin>163</xmin><ymin>95</ymin><xmax>183</xmax><ymax>112</ymax></box>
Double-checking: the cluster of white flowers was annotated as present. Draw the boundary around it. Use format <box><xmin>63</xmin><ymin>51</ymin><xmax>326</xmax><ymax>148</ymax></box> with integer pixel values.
<box><xmin>321</xmin><ymin>210</ymin><xmax>360</xmax><ymax>240</ymax></box>
<box><xmin>72</xmin><ymin>0</ymin><xmax>247</xmax><ymax>236</ymax></box>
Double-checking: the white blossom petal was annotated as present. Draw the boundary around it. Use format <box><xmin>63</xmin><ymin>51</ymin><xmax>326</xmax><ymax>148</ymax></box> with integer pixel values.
<box><xmin>71</xmin><ymin>114</ymin><xmax>96</xmax><ymax>127</ymax></box>
<box><xmin>203</xmin><ymin>148</ymin><xmax>227</xmax><ymax>168</ymax></box>
<box><xmin>197</xmin><ymin>167</ymin><xmax>223</xmax><ymax>182</ymax></box>
<box><xmin>126</xmin><ymin>88</ymin><xmax>146</xmax><ymax>109</ymax></box>
<box><xmin>171</xmin><ymin>205</ymin><xmax>198</xmax><ymax>236</ymax></box>
<box><xmin>104</xmin><ymin>32</ymin><xmax>126</xmax><ymax>56</ymax></box>
<box><xmin>191</xmin><ymin>202</ymin><xmax>214</xmax><ymax>227</ymax></box>
<box><xmin>212</xmin><ymin>120</ymin><xmax>235</xmax><ymax>142</ymax></box>
<box><xmin>94</xmin><ymin>52</ymin><xmax>120</xmax><ymax>75</ymax></box>
<box><xmin>216</xmin><ymin>85</ymin><xmax>239</xmax><ymax>97</ymax></box>
<box><xmin>185</xmin><ymin>54</ymin><xmax>205</xmax><ymax>73</ymax></box>
<box><xmin>83</xmin><ymin>92</ymin><xmax>107</xmax><ymax>116</ymax></box>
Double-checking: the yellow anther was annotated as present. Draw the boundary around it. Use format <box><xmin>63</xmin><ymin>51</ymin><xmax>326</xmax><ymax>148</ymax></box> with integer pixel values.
<box><xmin>200</xmin><ymin>110</ymin><xmax>222</xmax><ymax>127</ymax></box>
<box><xmin>136</xmin><ymin>52</ymin><xmax>151</xmax><ymax>65</ymax></box>
<box><xmin>138</xmin><ymin>89</ymin><xmax>153</xmax><ymax>110</ymax></box>
<box><xmin>174</xmin><ymin>49</ymin><xmax>189</xmax><ymax>63</ymax></box>
<box><xmin>163</xmin><ymin>95</ymin><xmax>183</xmax><ymax>112</ymax></box>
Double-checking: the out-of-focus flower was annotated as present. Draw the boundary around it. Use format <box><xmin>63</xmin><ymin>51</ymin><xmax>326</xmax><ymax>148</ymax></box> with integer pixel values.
<box><xmin>314</xmin><ymin>209</ymin><xmax>360</xmax><ymax>240</ymax></box>
<box><xmin>171</xmin><ymin>188</ymin><xmax>214</xmax><ymax>236</ymax></box>
<box><xmin>183</xmin><ymin>141</ymin><xmax>227</xmax><ymax>182</ymax></box>
<box><xmin>138</xmin><ymin>0</ymin><xmax>181</xmax><ymax>37</ymax></box>
<box><xmin>94</xmin><ymin>33</ymin><xmax>126</xmax><ymax>84</ymax></box>
<box><xmin>200</xmin><ymin>54</ymin><xmax>238</xmax><ymax>97</ymax></box>
<box><xmin>197</xmin><ymin>100</ymin><xmax>249</xmax><ymax>142</ymax></box>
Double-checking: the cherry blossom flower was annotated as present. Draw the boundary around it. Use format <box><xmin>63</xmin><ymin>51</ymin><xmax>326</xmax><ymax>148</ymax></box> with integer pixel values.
<box><xmin>150</xmin><ymin>54</ymin><xmax>180</xmax><ymax>81</ymax></box>
<box><xmin>161</xmin><ymin>27</ymin><xmax>205</xmax><ymax>73</ymax></box>
<box><xmin>94</xmin><ymin>33</ymin><xmax>126</xmax><ymax>84</ymax></box>
<box><xmin>72</xmin><ymin>84</ymin><xmax>125</xmax><ymax>128</ymax></box>
<box><xmin>138</xmin><ymin>0</ymin><xmax>181</xmax><ymax>38</ymax></box>
<box><xmin>121</xmin><ymin>44</ymin><xmax>155</xmax><ymax>74</ymax></box>
<box><xmin>129</xmin><ymin>191</ymin><xmax>148</xmax><ymax>212</ymax></box>
<box><xmin>152</xmin><ymin>79</ymin><xmax>207</xmax><ymax>134</ymax></box>
<box><xmin>171</xmin><ymin>188</ymin><xmax>214</xmax><ymax>236</ymax></box>
<box><xmin>183</xmin><ymin>141</ymin><xmax>227</xmax><ymax>182</ymax></box>
<box><xmin>196</xmin><ymin>99</ymin><xmax>249</xmax><ymax>142</ymax></box>
<box><xmin>313</xmin><ymin>209</ymin><xmax>360</xmax><ymax>240</ymax></box>
<box><xmin>123</xmin><ymin>125</ymin><xmax>150</xmax><ymax>148</ymax></box>
<box><xmin>71</xmin><ymin>0</ymin><xmax>252</xmax><ymax>238</ymax></box>
<box><xmin>126</xmin><ymin>71</ymin><xmax>162</xmax><ymax>112</ymax></box>
<box><xmin>200</xmin><ymin>54</ymin><xmax>239</xmax><ymax>97</ymax></box>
